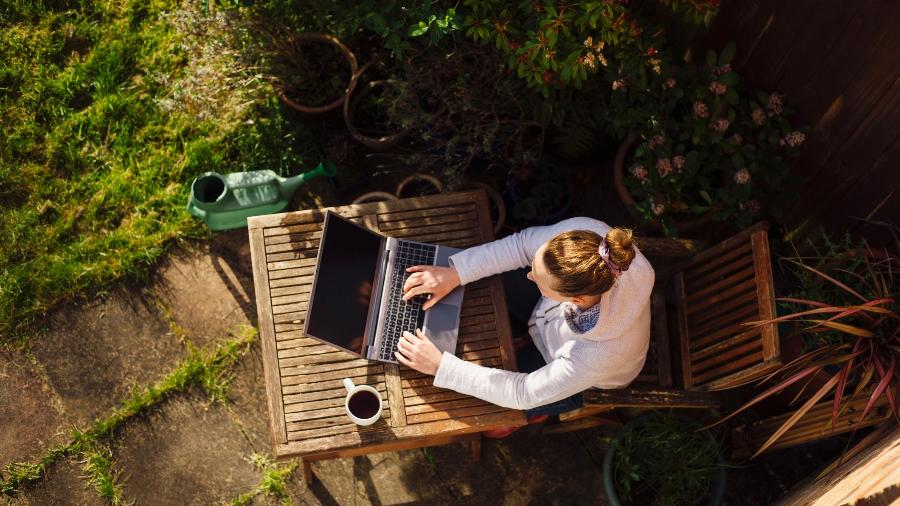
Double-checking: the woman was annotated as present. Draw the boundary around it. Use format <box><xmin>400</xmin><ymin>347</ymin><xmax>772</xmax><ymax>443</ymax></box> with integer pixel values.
<box><xmin>395</xmin><ymin>217</ymin><xmax>655</xmax><ymax>436</ymax></box>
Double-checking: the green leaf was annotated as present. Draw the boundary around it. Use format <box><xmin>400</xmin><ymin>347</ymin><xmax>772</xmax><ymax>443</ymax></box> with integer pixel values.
<box><xmin>719</xmin><ymin>42</ymin><xmax>736</xmax><ymax>65</ymax></box>
<box><xmin>409</xmin><ymin>22</ymin><xmax>429</xmax><ymax>37</ymax></box>
<box><xmin>732</xmin><ymin>153</ymin><xmax>745</xmax><ymax>169</ymax></box>
<box><xmin>706</xmin><ymin>49</ymin><xmax>717</xmax><ymax>67</ymax></box>
<box><xmin>699</xmin><ymin>190</ymin><xmax>712</xmax><ymax>204</ymax></box>
<box><xmin>719</xmin><ymin>71</ymin><xmax>738</xmax><ymax>87</ymax></box>
<box><xmin>725</xmin><ymin>87</ymin><xmax>739</xmax><ymax>105</ymax></box>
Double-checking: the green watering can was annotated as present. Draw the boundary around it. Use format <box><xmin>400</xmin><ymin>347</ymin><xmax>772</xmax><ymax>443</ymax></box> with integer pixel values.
<box><xmin>187</xmin><ymin>162</ymin><xmax>336</xmax><ymax>231</ymax></box>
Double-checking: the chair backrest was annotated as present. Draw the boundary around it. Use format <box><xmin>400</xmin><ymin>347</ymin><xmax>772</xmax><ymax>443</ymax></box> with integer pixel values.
<box><xmin>674</xmin><ymin>222</ymin><xmax>781</xmax><ymax>390</ymax></box>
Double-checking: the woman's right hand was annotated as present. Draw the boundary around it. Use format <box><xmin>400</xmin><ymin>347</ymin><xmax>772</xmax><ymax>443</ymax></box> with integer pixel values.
<box><xmin>402</xmin><ymin>265</ymin><xmax>461</xmax><ymax>310</ymax></box>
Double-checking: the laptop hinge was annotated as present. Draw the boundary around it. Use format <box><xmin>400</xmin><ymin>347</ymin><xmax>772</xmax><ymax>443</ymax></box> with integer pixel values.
<box><xmin>362</xmin><ymin>240</ymin><xmax>390</xmax><ymax>358</ymax></box>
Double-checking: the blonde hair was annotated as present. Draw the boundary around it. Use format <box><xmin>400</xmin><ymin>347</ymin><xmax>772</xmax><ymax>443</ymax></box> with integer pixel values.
<box><xmin>542</xmin><ymin>228</ymin><xmax>636</xmax><ymax>297</ymax></box>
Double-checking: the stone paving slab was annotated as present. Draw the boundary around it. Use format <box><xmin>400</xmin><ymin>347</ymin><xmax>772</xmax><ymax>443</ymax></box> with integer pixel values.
<box><xmin>28</xmin><ymin>288</ymin><xmax>185</xmax><ymax>429</ymax></box>
<box><xmin>151</xmin><ymin>231</ymin><xmax>256</xmax><ymax>349</ymax></box>
<box><xmin>111</xmin><ymin>394</ymin><xmax>260</xmax><ymax>505</ymax></box>
<box><xmin>0</xmin><ymin>350</ymin><xmax>67</xmax><ymax>470</ymax></box>
<box><xmin>13</xmin><ymin>456</ymin><xmax>104</xmax><ymax>506</ymax></box>
<box><xmin>223</xmin><ymin>343</ymin><xmax>272</xmax><ymax>456</ymax></box>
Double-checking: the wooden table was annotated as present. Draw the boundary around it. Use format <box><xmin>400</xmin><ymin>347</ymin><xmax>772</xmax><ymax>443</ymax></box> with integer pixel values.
<box><xmin>247</xmin><ymin>190</ymin><xmax>526</xmax><ymax>482</ymax></box>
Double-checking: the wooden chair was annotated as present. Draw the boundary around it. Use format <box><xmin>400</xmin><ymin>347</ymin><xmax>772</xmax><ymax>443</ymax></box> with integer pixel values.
<box><xmin>548</xmin><ymin>223</ymin><xmax>781</xmax><ymax>432</ymax></box>
<box><xmin>674</xmin><ymin>222</ymin><xmax>782</xmax><ymax>390</ymax></box>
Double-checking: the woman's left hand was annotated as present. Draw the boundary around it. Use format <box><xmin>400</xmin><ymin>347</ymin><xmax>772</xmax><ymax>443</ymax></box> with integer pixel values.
<box><xmin>395</xmin><ymin>329</ymin><xmax>442</xmax><ymax>376</ymax></box>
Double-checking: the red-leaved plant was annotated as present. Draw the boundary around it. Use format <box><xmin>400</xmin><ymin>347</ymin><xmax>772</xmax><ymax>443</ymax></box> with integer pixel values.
<box><xmin>709</xmin><ymin>237</ymin><xmax>899</xmax><ymax>458</ymax></box>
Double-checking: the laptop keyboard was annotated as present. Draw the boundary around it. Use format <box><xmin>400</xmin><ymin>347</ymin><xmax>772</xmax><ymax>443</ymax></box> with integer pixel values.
<box><xmin>379</xmin><ymin>241</ymin><xmax>437</xmax><ymax>361</ymax></box>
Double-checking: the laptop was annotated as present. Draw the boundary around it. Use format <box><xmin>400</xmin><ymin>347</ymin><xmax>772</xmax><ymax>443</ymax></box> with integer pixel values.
<box><xmin>303</xmin><ymin>211</ymin><xmax>465</xmax><ymax>363</ymax></box>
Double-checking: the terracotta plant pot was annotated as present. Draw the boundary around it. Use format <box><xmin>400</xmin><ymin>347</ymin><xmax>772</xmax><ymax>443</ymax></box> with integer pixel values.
<box><xmin>344</xmin><ymin>63</ymin><xmax>410</xmax><ymax>151</ymax></box>
<box><xmin>351</xmin><ymin>191</ymin><xmax>398</xmax><ymax>205</ymax></box>
<box><xmin>395</xmin><ymin>173</ymin><xmax>443</xmax><ymax>198</ymax></box>
<box><xmin>612</xmin><ymin>134</ymin><xmax>712</xmax><ymax>234</ymax></box>
<box><xmin>277</xmin><ymin>32</ymin><xmax>358</xmax><ymax>116</ymax></box>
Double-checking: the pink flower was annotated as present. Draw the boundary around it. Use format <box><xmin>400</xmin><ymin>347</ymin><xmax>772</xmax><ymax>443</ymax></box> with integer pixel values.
<box><xmin>734</xmin><ymin>168</ymin><xmax>751</xmax><ymax>184</ymax></box>
<box><xmin>780</xmin><ymin>131</ymin><xmax>806</xmax><ymax>147</ymax></box>
<box><xmin>752</xmin><ymin>107</ymin><xmax>766</xmax><ymax>125</ymax></box>
<box><xmin>767</xmin><ymin>92</ymin><xmax>783</xmax><ymax>116</ymax></box>
<box><xmin>651</xmin><ymin>201</ymin><xmax>666</xmax><ymax>216</ymax></box>
<box><xmin>612</xmin><ymin>79</ymin><xmax>627</xmax><ymax>91</ymax></box>
<box><xmin>730</xmin><ymin>133</ymin><xmax>743</xmax><ymax>145</ymax></box>
<box><xmin>693</xmin><ymin>101</ymin><xmax>709</xmax><ymax>118</ymax></box>
<box><xmin>649</xmin><ymin>134</ymin><xmax>666</xmax><ymax>148</ymax></box>
<box><xmin>630</xmin><ymin>164</ymin><xmax>648</xmax><ymax>183</ymax></box>
<box><xmin>739</xmin><ymin>199</ymin><xmax>760</xmax><ymax>214</ymax></box>
<box><xmin>672</xmin><ymin>155</ymin><xmax>685</xmax><ymax>171</ymax></box>
<box><xmin>713</xmin><ymin>63</ymin><xmax>732</xmax><ymax>76</ymax></box>
<box><xmin>708</xmin><ymin>81</ymin><xmax>727</xmax><ymax>95</ymax></box>
<box><xmin>663</xmin><ymin>77</ymin><xmax>676</xmax><ymax>90</ymax></box>
<box><xmin>656</xmin><ymin>158</ymin><xmax>673</xmax><ymax>177</ymax></box>
<box><xmin>710</xmin><ymin>118</ymin><xmax>730</xmax><ymax>133</ymax></box>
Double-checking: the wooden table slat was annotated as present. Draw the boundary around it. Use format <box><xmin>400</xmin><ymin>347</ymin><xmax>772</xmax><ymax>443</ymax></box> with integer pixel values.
<box><xmin>280</xmin><ymin>364</ymin><xmax>382</xmax><ymax>381</ymax></box>
<box><xmin>282</xmin><ymin>373</ymin><xmax>387</xmax><ymax>394</ymax></box>
<box><xmin>378</xmin><ymin>204</ymin><xmax>477</xmax><ymax>223</ymax></box>
<box><xmin>377</xmin><ymin>210</ymin><xmax>478</xmax><ymax>231</ymax></box>
<box><xmin>285</xmin><ymin>401</ymin><xmax>390</xmax><ymax>422</ymax></box>
<box><xmin>405</xmin><ymin>396</ymin><xmax>493</xmax><ymax>416</ymax></box>
<box><xmin>286</xmin><ymin>412</ymin><xmax>391</xmax><ymax>433</ymax></box>
<box><xmin>283</xmin><ymin>384</ymin><xmax>388</xmax><ymax>406</ymax></box>
<box><xmin>406</xmin><ymin>404</ymin><xmax>510</xmax><ymax>425</ymax></box>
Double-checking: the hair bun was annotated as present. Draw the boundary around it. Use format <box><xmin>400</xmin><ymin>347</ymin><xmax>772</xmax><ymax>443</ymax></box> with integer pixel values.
<box><xmin>605</xmin><ymin>228</ymin><xmax>635</xmax><ymax>271</ymax></box>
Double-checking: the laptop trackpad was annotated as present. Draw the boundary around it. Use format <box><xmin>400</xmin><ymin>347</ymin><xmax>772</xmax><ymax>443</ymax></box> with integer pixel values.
<box><xmin>425</xmin><ymin>303</ymin><xmax>460</xmax><ymax>355</ymax></box>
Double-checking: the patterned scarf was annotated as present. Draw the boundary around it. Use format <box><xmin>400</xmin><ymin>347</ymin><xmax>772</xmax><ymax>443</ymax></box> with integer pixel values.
<box><xmin>563</xmin><ymin>301</ymin><xmax>602</xmax><ymax>334</ymax></box>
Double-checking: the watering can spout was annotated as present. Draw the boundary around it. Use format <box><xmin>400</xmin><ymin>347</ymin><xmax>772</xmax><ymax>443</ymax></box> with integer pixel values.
<box><xmin>281</xmin><ymin>161</ymin><xmax>337</xmax><ymax>194</ymax></box>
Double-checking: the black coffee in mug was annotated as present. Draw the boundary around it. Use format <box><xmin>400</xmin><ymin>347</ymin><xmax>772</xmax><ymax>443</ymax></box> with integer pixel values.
<box><xmin>348</xmin><ymin>389</ymin><xmax>380</xmax><ymax>419</ymax></box>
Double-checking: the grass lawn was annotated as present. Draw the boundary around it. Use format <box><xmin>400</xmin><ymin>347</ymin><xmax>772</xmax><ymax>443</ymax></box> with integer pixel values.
<box><xmin>0</xmin><ymin>0</ymin><xmax>320</xmax><ymax>342</ymax></box>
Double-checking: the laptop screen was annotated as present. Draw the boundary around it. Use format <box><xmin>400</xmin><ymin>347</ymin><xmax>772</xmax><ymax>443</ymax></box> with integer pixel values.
<box><xmin>304</xmin><ymin>212</ymin><xmax>382</xmax><ymax>355</ymax></box>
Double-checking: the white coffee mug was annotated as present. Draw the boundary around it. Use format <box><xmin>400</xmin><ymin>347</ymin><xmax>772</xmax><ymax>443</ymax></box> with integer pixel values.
<box><xmin>342</xmin><ymin>378</ymin><xmax>383</xmax><ymax>426</ymax></box>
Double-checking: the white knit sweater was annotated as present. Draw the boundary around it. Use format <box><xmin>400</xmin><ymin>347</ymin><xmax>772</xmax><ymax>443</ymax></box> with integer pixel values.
<box><xmin>433</xmin><ymin>217</ymin><xmax>655</xmax><ymax>410</ymax></box>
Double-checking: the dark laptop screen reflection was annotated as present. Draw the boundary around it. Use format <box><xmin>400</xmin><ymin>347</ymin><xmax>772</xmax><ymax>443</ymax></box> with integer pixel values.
<box><xmin>304</xmin><ymin>216</ymin><xmax>382</xmax><ymax>354</ymax></box>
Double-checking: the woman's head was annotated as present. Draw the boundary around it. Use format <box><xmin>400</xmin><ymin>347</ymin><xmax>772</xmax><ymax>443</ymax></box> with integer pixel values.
<box><xmin>527</xmin><ymin>228</ymin><xmax>636</xmax><ymax>302</ymax></box>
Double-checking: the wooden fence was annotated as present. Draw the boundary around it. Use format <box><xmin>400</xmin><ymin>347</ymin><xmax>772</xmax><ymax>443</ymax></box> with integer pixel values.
<box><xmin>694</xmin><ymin>0</ymin><xmax>900</xmax><ymax>248</ymax></box>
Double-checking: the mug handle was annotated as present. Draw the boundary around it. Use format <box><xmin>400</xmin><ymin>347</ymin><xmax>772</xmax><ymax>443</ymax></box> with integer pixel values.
<box><xmin>342</xmin><ymin>378</ymin><xmax>355</xmax><ymax>393</ymax></box>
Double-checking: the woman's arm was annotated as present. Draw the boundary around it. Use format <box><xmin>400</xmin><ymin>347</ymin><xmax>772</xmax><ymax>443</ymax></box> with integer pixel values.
<box><xmin>395</xmin><ymin>330</ymin><xmax>599</xmax><ymax>410</ymax></box>
<box><xmin>433</xmin><ymin>349</ymin><xmax>599</xmax><ymax>410</ymax></box>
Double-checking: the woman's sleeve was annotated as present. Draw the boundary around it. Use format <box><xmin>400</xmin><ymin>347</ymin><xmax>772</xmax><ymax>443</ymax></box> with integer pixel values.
<box><xmin>448</xmin><ymin>217</ymin><xmax>605</xmax><ymax>285</ymax></box>
<box><xmin>431</xmin><ymin>349</ymin><xmax>600</xmax><ymax>410</ymax></box>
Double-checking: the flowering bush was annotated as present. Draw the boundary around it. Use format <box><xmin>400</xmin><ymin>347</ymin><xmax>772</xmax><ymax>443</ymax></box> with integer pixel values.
<box><xmin>462</xmin><ymin>0</ymin><xmax>717</xmax><ymax>95</ymax></box>
<box><xmin>620</xmin><ymin>43</ymin><xmax>808</xmax><ymax>235</ymax></box>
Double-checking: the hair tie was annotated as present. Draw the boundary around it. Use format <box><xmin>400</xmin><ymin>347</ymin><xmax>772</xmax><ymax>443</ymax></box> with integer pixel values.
<box><xmin>598</xmin><ymin>238</ymin><xmax>623</xmax><ymax>277</ymax></box>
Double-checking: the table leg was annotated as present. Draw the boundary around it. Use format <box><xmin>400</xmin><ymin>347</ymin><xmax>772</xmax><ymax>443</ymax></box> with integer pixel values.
<box><xmin>302</xmin><ymin>459</ymin><xmax>315</xmax><ymax>485</ymax></box>
<box><xmin>470</xmin><ymin>435</ymin><xmax>481</xmax><ymax>462</ymax></box>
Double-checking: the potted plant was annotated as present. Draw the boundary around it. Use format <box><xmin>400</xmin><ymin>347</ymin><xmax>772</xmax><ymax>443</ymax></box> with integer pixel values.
<box><xmin>343</xmin><ymin>60</ymin><xmax>411</xmax><ymax>151</ymax></box>
<box><xmin>709</xmin><ymin>234</ymin><xmax>899</xmax><ymax>458</ymax></box>
<box><xmin>603</xmin><ymin>411</ymin><xmax>726</xmax><ymax>506</ymax></box>
<box><xmin>268</xmin><ymin>31</ymin><xmax>359</xmax><ymax>115</ymax></box>
<box><xmin>609</xmin><ymin>43</ymin><xmax>807</xmax><ymax>236</ymax></box>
